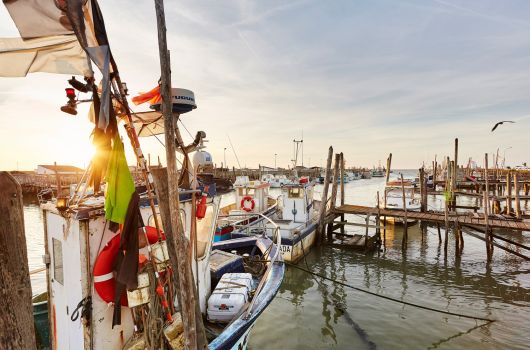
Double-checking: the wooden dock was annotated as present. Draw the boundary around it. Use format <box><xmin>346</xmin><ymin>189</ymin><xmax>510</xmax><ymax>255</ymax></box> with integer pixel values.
<box><xmin>331</xmin><ymin>204</ymin><xmax>530</xmax><ymax>231</ymax></box>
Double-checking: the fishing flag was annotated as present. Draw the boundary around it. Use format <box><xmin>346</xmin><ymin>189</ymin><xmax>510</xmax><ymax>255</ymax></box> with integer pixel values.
<box><xmin>104</xmin><ymin>134</ymin><xmax>135</xmax><ymax>224</ymax></box>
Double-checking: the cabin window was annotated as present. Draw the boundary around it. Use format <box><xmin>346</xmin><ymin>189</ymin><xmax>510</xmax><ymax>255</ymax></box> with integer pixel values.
<box><xmin>288</xmin><ymin>188</ymin><xmax>302</xmax><ymax>198</ymax></box>
<box><xmin>246</xmin><ymin>188</ymin><xmax>255</xmax><ymax>196</ymax></box>
<box><xmin>52</xmin><ymin>238</ymin><xmax>64</xmax><ymax>285</ymax></box>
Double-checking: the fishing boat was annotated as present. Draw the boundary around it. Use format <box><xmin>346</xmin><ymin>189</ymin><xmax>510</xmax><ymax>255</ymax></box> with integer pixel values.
<box><xmin>215</xmin><ymin>176</ymin><xmax>278</xmax><ymax>242</ymax></box>
<box><xmin>371</xmin><ymin>167</ymin><xmax>385</xmax><ymax>177</ymax></box>
<box><xmin>346</xmin><ymin>171</ymin><xmax>361</xmax><ymax>181</ymax></box>
<box><xmin>227</xmin><ymin>178</ymin><xmax>319</xmax><ymax>263</ymax></box>
<box><xmin>0</xmin><ymin>2</ymin><xmax>285</xmax><ymax>348</ymax></box>
<box><xmin>261</xmin><ymin>173</ymin><xmax>295</xmax><ymax>188</ymax></box>
<box><xmin>38</xmin><ymin>174</ymin><xmax>283</xmax><ymax>349</ymax></box>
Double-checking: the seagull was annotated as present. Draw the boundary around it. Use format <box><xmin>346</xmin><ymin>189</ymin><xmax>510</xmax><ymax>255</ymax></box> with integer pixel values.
<box><xmin>491</xmin><ymin>120</ymin><xmax>515</xmax><ymax>132</ymax></box>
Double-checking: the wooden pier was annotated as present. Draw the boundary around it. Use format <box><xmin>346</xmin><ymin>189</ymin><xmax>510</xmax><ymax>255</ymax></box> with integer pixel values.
<box><xmin>331</xmin><ymin>204</ymin><xmax>530</xmax><ymax>231</ymax></box>
<box><xmin>316</xmin><ymin>140</ymin><xmax>530</xmax><ymax>261</ymax></box>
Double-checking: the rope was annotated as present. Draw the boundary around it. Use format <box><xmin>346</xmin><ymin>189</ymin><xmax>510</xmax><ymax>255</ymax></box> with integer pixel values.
<box><xmin>284</xmin><ymin>261</ymin><xmax>495</xmax><ymax>323</ymax></box>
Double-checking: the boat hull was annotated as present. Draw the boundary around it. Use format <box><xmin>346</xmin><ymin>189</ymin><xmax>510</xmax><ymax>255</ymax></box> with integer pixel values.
<box><xmin>209</xmin><ymin>237</ymin><xmax>284</xmax><ymax>350</ymax></box>
<box><xmin>278</xmin><ymin>222</ymin><xmax>317</xmax><ymax>263</ymax></box>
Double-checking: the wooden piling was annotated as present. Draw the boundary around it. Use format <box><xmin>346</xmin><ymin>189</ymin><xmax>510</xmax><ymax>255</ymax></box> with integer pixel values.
<box><xmin>514</xmin><ymin>173</ymin><xmax>521</xmax><ymax>219</ymax></box>
<box><xmin>484</xmin><ymin>153</ymin><xmax>492</xmax><ymax>262</ymax></box>
<box><xmin>340</xmin><ymin>153</ymin><xmax>345</xmax><ymax>206</ymax></box>
<box><xmin>376</xmin><ymin>191</ymin><xmax>381</xmax><ymax>244</ymax></box>
<box><xmin>506</xmin><ymin>171</ymin><xmax>512</xmax><ymax>214</ymax></box>
<box><xmin>453</xmin><ymin>138</ymin><xmax>458</xmax><ymax>209</ymax></box>
<box><xmin>339</xmin><ymin>153</ymin><xmax>345</xmax><ymax>235</ymax></box>
<box><xmin>317</xmin><ymin>146</ymin><xmax>333</xmax><ymax>244</ymax></box>
<box><xmin>385</xmin><ymin>153</ymin><xmax>392</xmax><ymax>184</ymax></box>
<box><xmin>437</xmin><ymin>223</ymin><xmax>442</xmax><ymax>243</ymax></box>
<box><xmin>400</xmin><ymin>173</ymin><xmax>408</xmax><ymax>246</ymax></box>
<box><xmin>0</xmin><ymin>172</ymin><xmax>37</xmax><ymax>350</ymax></box>
<box><xmin>327</xmin><ymin>154</ymin><xmax>341</xmax><ymax>239</ymax></box>
<box><xmin>419</xmin><ymin>167</ymin><xmax>426</xmax><ymax>212</ymax></box>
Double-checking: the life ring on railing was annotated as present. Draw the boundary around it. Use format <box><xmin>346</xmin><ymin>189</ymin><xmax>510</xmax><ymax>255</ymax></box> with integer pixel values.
<box><xmin>93</xmin><ymin>226</ymin><xmax>164</xmax><ymax>306</ymax></box>
<box><xmin>240</xmin><ymin>196</ymin><xmax>255</xmax><ymax>212</ymax></box>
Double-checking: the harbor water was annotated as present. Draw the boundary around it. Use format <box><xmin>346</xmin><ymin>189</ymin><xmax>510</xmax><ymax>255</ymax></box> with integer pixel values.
<box><xmin>24</xmin><ymin>172</ymin><xmax>530</xmax><ymax>349</ymax></box>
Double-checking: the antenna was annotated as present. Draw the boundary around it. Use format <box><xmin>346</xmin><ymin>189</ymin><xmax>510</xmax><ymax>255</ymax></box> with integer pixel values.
<box><xmin>227</xmin><ymin>134</ymin><xmax>243</xmax><ymax>170</ymax></box>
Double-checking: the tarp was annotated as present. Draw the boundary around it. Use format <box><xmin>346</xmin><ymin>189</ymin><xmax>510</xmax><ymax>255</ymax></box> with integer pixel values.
<box><xmin>121</xmin><ymin>111</ymin><xmax>166</xmax><ymax>137</ymax></box>
<box><xmin>0</xmin><ymin>35</ymin><xmax>91</xmax><ymax>77</ymax></box>
<box><xmin>1</xmin><ymin>0</ymin><xmax>99</xmax><ymax>77</ymax></box>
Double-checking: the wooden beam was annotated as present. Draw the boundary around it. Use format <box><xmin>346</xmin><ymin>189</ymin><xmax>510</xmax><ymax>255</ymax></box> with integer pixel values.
<box><xmin>0</xmin><ymin>172</ymin><xmax>36</xmax><ymax>349</ymax></box>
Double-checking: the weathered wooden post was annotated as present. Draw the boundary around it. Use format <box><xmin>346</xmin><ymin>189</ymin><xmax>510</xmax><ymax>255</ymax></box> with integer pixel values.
<box><xmin>317</xmin><ymin>146</ymin><xmax>333</xmax><ymax>244</ymax></box>
<box><xmin>339</xmin><ymin>153</ymin><xmax>345</xmax><ymax>234</ymax></box>
<box><xmin>385</xmin><ymin>153</ymin><xmax>392</xmax><ymax>184</ymax></box>
<box><xmin>453</xmin><ymin>138</ymin><xmax>458</xmax><ymax>209</ymax></box>
<box><xmin>419</xmin><ymin>167</ymin><xmax>426</xmax><ymax>212</ymax></box>
<box><xmin>400</xmin><ymin>173</ymin><xmax>408</xmax><ymax>246</ymax></box>
<box><xmin>506</xmin><ymin>170</ymin><xmax>512</xmax><ymax>214</ymax></box>
<box><xmin>154</xmin><ymin>0</ymin><xmax>207</xmax><ymax>347</ymax></box>
<box><xmin>450</xmin><ymin>160</ymin><xmax>456</xmax><ymax>211</ymax></box>
<box><xmin>327</xmin><ymin>153</ymin><xmax>341</xmax><ymax>240</ymax></box>
<box><xmin>376</xmin><ymin>191</ymin><xmax>381</xmax><ymax>244</ymax></box>
<box><xmin>484</xmin><ymin>153</ymin><xmax>492</xmax><ymax>262</ymax></box>
<box><xmin>514</xmin><ymin>173</ymin><xmax>521</xmax><ymax>219</ymax></box>
<box><xmin>0</xmin><ymin>172</ymin><xmax>37</xmax><ymax>350</ymax></box>
<box><xmin>433</xmin><ymin>155</ymin><xmax>437</xmax><ymax>191</ymax></box>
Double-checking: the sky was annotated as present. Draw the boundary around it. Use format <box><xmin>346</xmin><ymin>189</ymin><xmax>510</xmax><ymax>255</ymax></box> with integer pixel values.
<box><xmin>1</xmin><ymin>0</ymin><xmax>530</xmax><ymax>171</ymax></box>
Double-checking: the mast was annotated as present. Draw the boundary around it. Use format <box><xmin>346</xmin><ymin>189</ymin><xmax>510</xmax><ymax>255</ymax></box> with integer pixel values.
<box><xmin>154</xmin><ymin>0</ymin><xmax>207</xmax><ymax>348</ymax></box>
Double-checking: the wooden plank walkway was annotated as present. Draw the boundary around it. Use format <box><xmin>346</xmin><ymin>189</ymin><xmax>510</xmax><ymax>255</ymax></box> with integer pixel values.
<box><xmin>332</xmin><ymin>204</ymin><xmax>530</xmax><ymax>231</ymax></box>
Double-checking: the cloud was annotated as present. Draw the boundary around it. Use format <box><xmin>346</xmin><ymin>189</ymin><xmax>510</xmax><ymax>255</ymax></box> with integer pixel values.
<box><xmin>1</xmin><ymin>0</ymin><xmax>530</xmax><ymax>169</ymax></box>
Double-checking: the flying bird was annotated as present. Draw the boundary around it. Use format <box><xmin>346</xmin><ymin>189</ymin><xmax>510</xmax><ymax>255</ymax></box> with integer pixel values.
<box><xmin>491</xmin><ymin>120</ymin><xmax>515</xmax><ymax>132</ymax></box>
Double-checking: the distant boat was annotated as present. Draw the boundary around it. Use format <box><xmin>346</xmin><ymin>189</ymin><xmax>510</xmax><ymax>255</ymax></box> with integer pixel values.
<box><xmin>346</xmin><ymin>171</ymin><xmax>361</xmax><ymax>181</ymax></box>
<box><xmin>261</xmin><ymin>173</ymin><xmax>296</xmax><ymax>188</ymax></box>
<box><xmin>371</xmin><ymin>168</ymin><xmax>385</xmax><ymax>177</ymax></box>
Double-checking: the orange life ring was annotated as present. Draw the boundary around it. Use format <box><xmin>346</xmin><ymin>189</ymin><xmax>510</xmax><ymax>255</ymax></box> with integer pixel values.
<box><xmin>240</xmin><ymin>196</ymin><xmax>255</xmax><ymax>212</ymax></box>
<box><xmin>93</xmin><ymin>226</ymin><xmax>164</xmax><ymax>306</ymax></box>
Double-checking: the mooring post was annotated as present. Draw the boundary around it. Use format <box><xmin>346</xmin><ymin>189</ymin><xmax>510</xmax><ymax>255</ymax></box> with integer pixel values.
<box><xmin>385</xmin><ymin>153</ymin><xmax>392</xmax><ymax>184</ymax></box>
<box><xmin>400</xmin><ymin>173</ymin><xmax>408</xmax><ymax>247</ymax></box>
<box><xmin>419</xmin><ymin>167</ymin><xmax>426</xmax><ymax>212</ymax></box>
<box><xmin>327</xmin><ymin>153</ymin><xmax>341</xmax><ymax>240</ymax></box>
<box><xmin>436</xmin><ymin>223</ymin><xmax>442</xmax><ymax>243</ymax></box>
<box><xmin>506</xmin><ymin>170</ymin><xmax>512</xmax><ymax>214</ymax></box>
<box><xmin>0</xmin><ymin>172</ymin><xmax>37</xmax><ymax>350</ymax></box>
<box><xmin>453</xmin><ymin>138</ymin><xmax>458</xmax><ymax>209</ymax></box>
<box><xmin>339</xmin><ymin>153</ymin><xmax>345</xmax><ymax>235</ymax></box>
<box><xmin>376</xmin><ymin>191</ymin><xmax>381</xmax><ymax>244</ymax></box>
<box><xmin>444</xmin><ymin>158</ymin><xmax>450</xmax><ymax>254</ymax></box>
<box><xmin>317</xmin><ymin>146</ymin><xmax>333</xmax><ymax>244</ymax></box>
<box><xmin>484</xmin><ymin>153</ymin><xmax>492</xmax><ymax>262</ymax></box>
<box><xmin>450</xmin><ymin>160</ymin><xmax>456</xmax><ymax>211</ymax></box>
<box><xmin>514</xmin><ymin>172</ymin><xmax>521</xmax><ymax>220</ymax></box>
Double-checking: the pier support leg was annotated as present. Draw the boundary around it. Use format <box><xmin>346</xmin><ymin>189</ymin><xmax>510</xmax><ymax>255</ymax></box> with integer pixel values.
<box><xmin>0</xmin><ymin>172</ymin><xmax>36</xmax><ymax>350</ymax></box>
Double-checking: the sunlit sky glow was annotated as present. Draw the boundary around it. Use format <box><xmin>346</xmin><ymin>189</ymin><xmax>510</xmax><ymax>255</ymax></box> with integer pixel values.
<box><xmin>1</xmin><ymin>0</ymin><xmax>529</xmax><ymax>171</ymax></box>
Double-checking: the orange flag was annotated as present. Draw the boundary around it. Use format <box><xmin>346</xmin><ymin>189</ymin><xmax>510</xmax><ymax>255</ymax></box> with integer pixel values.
<box><xmin>131</xmin><ymin>86</ymin><xmax>162</xmax><ymax>105</ymax></box>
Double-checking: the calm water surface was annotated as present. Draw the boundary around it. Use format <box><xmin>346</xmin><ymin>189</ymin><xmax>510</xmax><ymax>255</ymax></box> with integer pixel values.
<box><xmin>24</xmin><ymin>172</ymin><xmax>530</xmax><ymax>349</ymax></box>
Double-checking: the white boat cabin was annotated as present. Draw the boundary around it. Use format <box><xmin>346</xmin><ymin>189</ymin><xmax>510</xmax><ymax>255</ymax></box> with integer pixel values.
<box><xmin>231</xmin><ymin>176</ymin><xmax>271</xmax><ymax>214</ymax></box>
<box><xmin>41</xmin><ymin>196</ymin><xmax>219</xmax><ymax>350</ymax></box>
